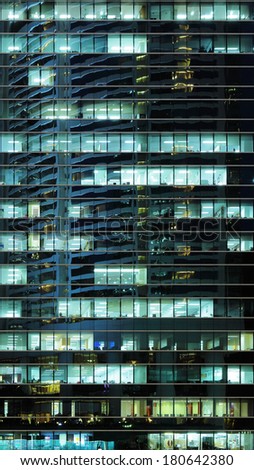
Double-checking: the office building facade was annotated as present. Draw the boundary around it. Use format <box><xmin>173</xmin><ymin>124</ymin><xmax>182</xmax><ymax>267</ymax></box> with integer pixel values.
<box><xmin>0</xmin><ymin>0</ymin><xmax>254</xmax><ymax>450</ymax></box>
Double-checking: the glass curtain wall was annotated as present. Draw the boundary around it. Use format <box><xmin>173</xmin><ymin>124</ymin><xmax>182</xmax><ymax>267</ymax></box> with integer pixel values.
<box><xmin>0</xmin><ymin>0</ymin><xmax>253</xmax><ymax>450</ymax></box>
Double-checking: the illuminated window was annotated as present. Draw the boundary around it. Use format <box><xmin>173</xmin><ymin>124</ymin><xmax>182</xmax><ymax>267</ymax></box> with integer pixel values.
<box><xmin>94</xmin><ymin>266</ymin><xmax>147</xmax><ymax>285</ymax></box>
